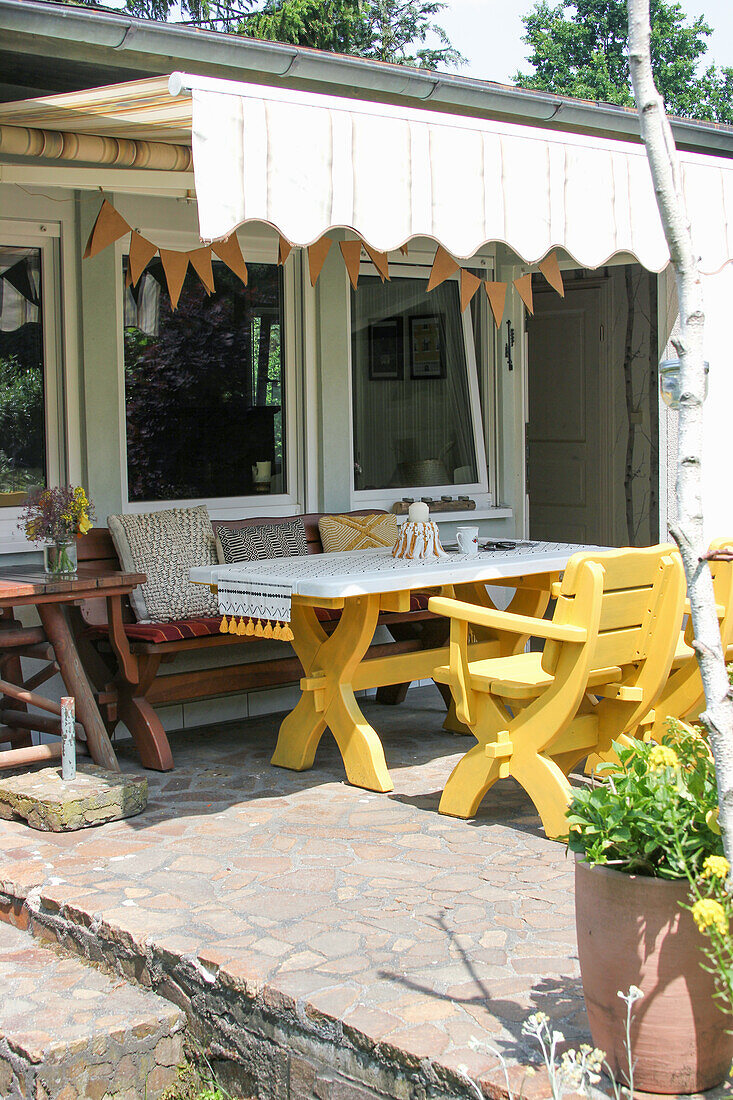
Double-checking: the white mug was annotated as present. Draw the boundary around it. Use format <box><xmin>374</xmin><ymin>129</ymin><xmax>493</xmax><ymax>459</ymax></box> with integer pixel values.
<box><xmin>456</xmin><ymin>526</ymin><xmax>479</xmax><ymax>556</ymax></box>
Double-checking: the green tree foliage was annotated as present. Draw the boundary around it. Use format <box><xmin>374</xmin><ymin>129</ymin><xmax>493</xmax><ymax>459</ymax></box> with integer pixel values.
<box><xmin>515</xmin><ymin>0</ymin><xmax>733</xmax><ymax>122</ymax></box>
<box><xmin>246</xmin><ymin>0</ymin><xmax>463</xmax><ymax>68</ymax></box>
<box><xmin>66</xmin><ymin>0</ymin><xmax>255</xmax><ymax>32</ymax></box>
<box><xmin>63</xmin><ymin>0</ymin><xmax>462</xmax><ymax>70</ymax></box>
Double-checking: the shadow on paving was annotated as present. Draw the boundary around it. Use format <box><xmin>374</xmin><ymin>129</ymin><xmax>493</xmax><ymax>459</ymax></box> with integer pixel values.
<box><xmin>378</xmin><ymin>908</ymin><xmax>585</xmax><ymax>1063</ymax></box>
<box><xmin>112</xmin><ymin>692</ymin><xmax>479</xmax><ymax>830</ymax></box>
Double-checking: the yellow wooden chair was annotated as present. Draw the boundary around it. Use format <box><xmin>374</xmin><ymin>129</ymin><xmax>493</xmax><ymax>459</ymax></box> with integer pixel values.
<box><xmin>644</xmin><ymin>538</ymin><xmax>733</xmax><ymax>741</ymax></box>
<box><xmin>428</xmin><ymin>545</ymin><xmax>685</xmax><ymax>839</ymax></box>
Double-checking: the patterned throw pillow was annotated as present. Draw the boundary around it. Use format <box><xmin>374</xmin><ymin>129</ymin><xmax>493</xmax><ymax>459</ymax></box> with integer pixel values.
<box><xmin>318</xmin><ymin>513</ymin><xmax>398</xmax><ymax>553</ymax></box>
<box><xmin>216</xmin><ymin>519</ymin><xmax>308</xmax><ymax>564</ymax></box>
<box><xmin>108</xmin><ymin>506</ymin><xmax>219</xmax><ymax>623</ymax></box>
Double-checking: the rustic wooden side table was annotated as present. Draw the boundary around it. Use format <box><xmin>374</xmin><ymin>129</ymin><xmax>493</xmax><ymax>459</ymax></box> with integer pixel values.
<box><xmin>0</xmin><ymin>564</ymin><xmax>145</xmax><ymax>772</ymax></box>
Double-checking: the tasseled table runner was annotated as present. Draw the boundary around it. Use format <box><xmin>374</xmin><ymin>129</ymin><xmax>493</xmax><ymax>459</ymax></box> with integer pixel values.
<box><xmin>217</xmin><ymin>578</ymin><xmax>294</xmax><ymax>642</ymax></box>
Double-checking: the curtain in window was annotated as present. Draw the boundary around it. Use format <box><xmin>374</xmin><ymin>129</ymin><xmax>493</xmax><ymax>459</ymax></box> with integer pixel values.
<box><xmin>351</xmin><ymin>276</ymin><xmax>478</xmax><ymax>492</ymax></box>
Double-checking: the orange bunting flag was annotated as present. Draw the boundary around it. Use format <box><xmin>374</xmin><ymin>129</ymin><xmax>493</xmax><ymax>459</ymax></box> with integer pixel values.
<box><xmin>188</xmin><ymin>247</ymin><xmax>215</xmax><ymax>294</ymax></box>
<box><xmin>514</xmin><ymin>273</ymin><xmax>534</xmax><ymax>315</ymax></box>
<box><xmin>427</xmin><ymin>245</ymin><xmax>459</xmax><ymax>293</ymax></box>
<box><xmin>399</xmin><ymin>243</ymin><xmax>409</xmax><ymax>256</ymax></box>
<box><xmin>484</xmin><ymin>281</ymin><xmax>507</xmax><ymax>328</ymax></box>
<box><xmin>538</xmin><ymin>251</ymin><xmax>565</xmax><ymax>297</ymax></box>
<box><xmin>83</xmin><ymin>199</ymin><xmax>130</xmax><ymax>260</ymax></box>
<box><xmin>159</xmin><ymin>249</ymin><xmax>189</xmax><ymax>310</ymax></box>
<box><xmin>308</xmin><ymin>237</ymin><xmax>332</xmax><ymax>286</ymax></box>
<box><xmin>128</xmin><ymin>232</ymin><xmax>157</xmax><ymax>287</ymax></box>
<box><xmin>363</xmin><ymin>243</ymin><xmax>390</xmax><ymax>282</ymax></box>
<box><xmin>212</xmin><ymin>234</ymin><xmax>248</xmax><ymax>287</ymax></box>
<box><xmin>278</xmin><ymin>236</ymin><xmax>293</xmax><ymax>266</ymax></box>
<box><xmin>460</xmin><ymin>270</ymin><xmax>482</xmax><ymax>313</ymax></box>
<box><xmin>339</xmin><ymin>240</ymin><xmax>362</xmax><ymax>290</ymax></box>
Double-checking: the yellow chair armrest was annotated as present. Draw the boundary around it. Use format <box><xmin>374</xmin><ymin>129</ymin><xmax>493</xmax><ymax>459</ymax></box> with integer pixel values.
<box><xmin>427</xmin><ymin>597</ymin><xmax>587</xmax><ymax>643</ymax></box>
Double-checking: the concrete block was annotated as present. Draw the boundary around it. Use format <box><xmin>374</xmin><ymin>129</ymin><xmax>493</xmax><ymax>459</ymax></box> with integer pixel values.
<box><xmin>0</xmin><ymin>764</ymin><xmax>147</xmax><ymax>832</ymax></box>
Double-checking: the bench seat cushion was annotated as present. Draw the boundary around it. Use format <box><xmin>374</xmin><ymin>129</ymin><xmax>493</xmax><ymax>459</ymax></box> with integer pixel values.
<box><xmin>88</xmin><ymin>594</ymin><xmax>434</xmax><ymax>646</ymax></box>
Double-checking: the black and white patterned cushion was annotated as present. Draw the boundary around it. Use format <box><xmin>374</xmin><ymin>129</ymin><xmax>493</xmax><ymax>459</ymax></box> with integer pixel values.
<box><xmin>108</xmin><ymin>505</ymin><xmax>219</xmax><ymax>623</ymax></box>
<box><xmin>216</xmin><ymin>519</ymin><xmax>308</xmax><ymax>564</ymax></box>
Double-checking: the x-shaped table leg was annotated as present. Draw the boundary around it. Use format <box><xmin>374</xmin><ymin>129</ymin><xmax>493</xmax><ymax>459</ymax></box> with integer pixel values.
<box><xmin>270</xmin><ymin>593</ymin><xmax>393</xmax><ymax>792</ymax></box>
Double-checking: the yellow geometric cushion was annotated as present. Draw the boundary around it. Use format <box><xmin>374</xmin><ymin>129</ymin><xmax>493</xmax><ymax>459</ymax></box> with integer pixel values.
<box><xmin>318</xmin><ymin>513</ymin><xmax>398</xmax><ymax>553</ymax></box>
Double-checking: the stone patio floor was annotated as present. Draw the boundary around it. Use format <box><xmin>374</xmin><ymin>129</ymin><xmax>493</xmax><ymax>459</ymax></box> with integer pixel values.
<box><xmin>0</xmin><ymin>687</ymin><xmax>608</xmax><ymax>1097</ymax></box>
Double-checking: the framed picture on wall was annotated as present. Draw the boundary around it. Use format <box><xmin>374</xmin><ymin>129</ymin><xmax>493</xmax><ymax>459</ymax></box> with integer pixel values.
<box><xmin>410</xmin><ymin>315</ymin><xmax>445</xmax><ymax>379</ymax></box>
<box><xmin>368</xmin><ymin>316</ymin><xmax>404</xmax><ymax>380</ymax></box>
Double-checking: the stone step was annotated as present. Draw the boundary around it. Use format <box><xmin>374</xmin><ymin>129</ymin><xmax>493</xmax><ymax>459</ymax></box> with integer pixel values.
<box><xmin>0</xmin><ymin>920</ymin><xmax>186</xmax><ymax>1100</ymax></box>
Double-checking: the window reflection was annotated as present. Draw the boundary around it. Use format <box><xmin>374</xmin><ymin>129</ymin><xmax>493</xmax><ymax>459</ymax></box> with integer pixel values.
<box><xmin>0</xmin><ymin>246</ymin><xmax>46</xmax><ymax>506</ymax></box>
<box><xmin>123</xmin><ymin>259</ymin><xmax>285</xmax><ymax>503</ymax></box>
<box><xmin>351</xmin><ymin>276</ymin><xmax>478</xmax><ymax>492</ymax></box>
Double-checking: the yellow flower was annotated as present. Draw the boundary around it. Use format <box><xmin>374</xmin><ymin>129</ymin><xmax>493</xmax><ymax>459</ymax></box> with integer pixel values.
<box><xmin>78</xmin><ymin>512</ymin><xmax>92</xmax><ymax>536</ymax></box>
<box><xmin>702</xmin><ymin>856</ymin><xmax>730</xmax><ymax>881</ymax></box>
<box><xmin>692</xmin><ymin>898</ymin><xmax>729</xmax><ymax>936</ymax></box>
<box><xmin>648</xmin><ymin>744</ymin><xmax>680</xmax><ymax>771</ymax></box>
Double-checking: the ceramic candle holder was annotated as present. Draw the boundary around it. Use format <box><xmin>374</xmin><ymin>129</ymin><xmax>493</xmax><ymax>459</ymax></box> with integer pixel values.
<box><xmin>392</xmin><ymin>518</ymin><xmax>447</xmax><ymax>560</ymax></box>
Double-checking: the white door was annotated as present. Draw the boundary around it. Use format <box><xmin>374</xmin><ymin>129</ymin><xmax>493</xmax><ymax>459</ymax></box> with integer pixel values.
<box><xmin>526</xmin><ymin>280</ymin><xmax>607</xmax><ymax>544</ymax></box>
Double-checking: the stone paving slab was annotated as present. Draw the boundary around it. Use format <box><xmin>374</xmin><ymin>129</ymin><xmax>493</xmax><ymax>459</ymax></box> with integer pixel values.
<box><xmin>0</xmin><ymin>919</ymin><xmax>185</xmax><ymax>1099</ymax></box>
<box><xmin>0</xmin><ymin>764</ymin><xmax>147</xmax><ymax>831</ymax></box>
<box><xmin>0</xmin><ymin>687</ymin><xmax>711</xmax><ymax>1099</ymax></box>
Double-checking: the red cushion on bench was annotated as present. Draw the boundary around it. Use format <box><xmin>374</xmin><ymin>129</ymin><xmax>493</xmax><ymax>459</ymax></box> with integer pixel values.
<box><xmin>86</xmin><ymin>617</ymin><xmax>226</xmax><ymax>644</ymax></box>
<box><xmin>88</xmin><ymin>594</ymin><xmax>435</xmax><ymax>644</ymax></box>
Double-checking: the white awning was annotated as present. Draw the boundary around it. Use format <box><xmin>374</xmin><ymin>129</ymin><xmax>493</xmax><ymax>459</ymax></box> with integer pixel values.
<box><xmin>174</xmin><ymin>72</ymin><xmax>733</xmax><ymax>273</ymax></box>
<box><xmin>2</xmin><ymin>74</ymin><xmax>733</xmax><ymax>274</ymax></box>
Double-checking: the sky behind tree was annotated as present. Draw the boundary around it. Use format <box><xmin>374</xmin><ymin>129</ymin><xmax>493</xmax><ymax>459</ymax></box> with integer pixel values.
<box><xmin>437</xmin><ymin>0</ymin><xmax>733</xmax><ymax>82</ymax></box>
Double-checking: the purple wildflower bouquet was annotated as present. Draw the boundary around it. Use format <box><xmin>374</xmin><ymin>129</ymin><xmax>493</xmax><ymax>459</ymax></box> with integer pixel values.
<box><xmin>19</xmin><ymin>486</ymin><xmax>95</xmax><ymax>545</ymax></box>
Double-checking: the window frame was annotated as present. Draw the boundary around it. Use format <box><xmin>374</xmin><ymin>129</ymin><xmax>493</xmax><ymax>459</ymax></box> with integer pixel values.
<box><xmin>347</xmin><ymin>260</ymin><xmax>491</xmax><ymax>510</ymax></box>
<box><xmin>0</xmin><ymin>221</ymin><xmax>64</xmax><ymax>553</ymax></box>
<box><xmin>117</xmin><ymin>229</ymin><xmax>302</xmax><ymax>519</ymax></box>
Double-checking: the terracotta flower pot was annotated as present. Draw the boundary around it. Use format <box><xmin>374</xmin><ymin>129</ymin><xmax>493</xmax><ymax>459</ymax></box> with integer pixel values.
<box><xmin>575</xmin><ymin>859</ymin><xmax>733</xmax><ymax>1093</ymax></box>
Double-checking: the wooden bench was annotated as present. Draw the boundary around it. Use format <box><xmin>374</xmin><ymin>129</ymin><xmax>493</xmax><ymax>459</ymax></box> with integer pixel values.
<box><xmin>73</xmin><ymin>512</ymin><xmax>449</xmax><ymax>773</ymax></box>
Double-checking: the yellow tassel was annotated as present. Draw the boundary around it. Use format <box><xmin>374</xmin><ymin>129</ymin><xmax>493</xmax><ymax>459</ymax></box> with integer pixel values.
<box><xmin>282</xmin><ymin>624</ymin><xmax>294</xmax><ymax>642</ymax></box>
<box><xmin>273</xmin><ymin>622</ymin><xmax>282</xmax><ymax>640</ymax></box>
<box><xmin>236</xmin><ymin>617</ymin><xmax>246</xmax><ymax>636</ymax></box>
<box><xmin>245</xmin><ymin>618</ymin><xmax>255</xmax><ymax>636</ymax></box>
<box><xmin>228</xmin><ymin>616</ymin><xmax>238</xmax><ymax>634</ymax></box>
<box><xmin>254</xmin><ymin>620</ymin><xmax>265</xmax><ymax>637</ymax></box>
<box><xmin>220</xmin><ymin>616</ymin><xmax>229</xmax><ymax>633</ymax></box>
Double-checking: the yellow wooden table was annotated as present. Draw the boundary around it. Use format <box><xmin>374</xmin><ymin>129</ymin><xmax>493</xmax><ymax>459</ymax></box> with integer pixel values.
<box><xmin>191</xmin><ymin>543</ymin><xmax>589</xmax><ymax>792</ymax></box>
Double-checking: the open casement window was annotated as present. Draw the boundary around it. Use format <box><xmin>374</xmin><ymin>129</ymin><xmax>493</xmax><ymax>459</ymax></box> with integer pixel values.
<box><xmin>349</xmin><ymin>266</ymin><xmax>489</xmax><ymax>509</ymax></box>
<box><xmin>121</xmin><ymin>246</ymin><xmax>300</xmax><ymax>517</ymax></box>
<box><xmin>0</xmin><ymin>226</ymin><xmax>62</xmax><ymax>551</ymax></box>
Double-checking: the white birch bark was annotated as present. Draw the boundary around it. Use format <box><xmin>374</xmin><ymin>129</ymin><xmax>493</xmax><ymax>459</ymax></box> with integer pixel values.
<box><xmin>627</xmin><ymin>0</ymin><xmax>733</xmax><ymax>863</ymax></box>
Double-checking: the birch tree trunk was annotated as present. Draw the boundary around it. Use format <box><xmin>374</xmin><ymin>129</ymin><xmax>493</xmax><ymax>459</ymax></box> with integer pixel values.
<box><xmin>627</xmin><ymin>0</ymin><xmax>733</xmax><ymax>863</ymax></box>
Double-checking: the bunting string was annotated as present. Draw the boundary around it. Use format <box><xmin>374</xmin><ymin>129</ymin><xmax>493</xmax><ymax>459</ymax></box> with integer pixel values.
<box><xmin>83</xmin><ymin>197</ymin><xmax>565</xmax><ymax>320</ymax></box>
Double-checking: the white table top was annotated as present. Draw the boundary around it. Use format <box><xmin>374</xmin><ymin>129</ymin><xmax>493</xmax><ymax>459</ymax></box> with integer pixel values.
<box><xmin>190</xmin><ymin>541</ymin><xmax>600</xmax><ymax>600</ymax></box>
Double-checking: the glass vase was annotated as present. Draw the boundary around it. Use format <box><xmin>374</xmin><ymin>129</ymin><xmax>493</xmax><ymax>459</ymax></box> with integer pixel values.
<box><xmin>43</xmin><ymin>540</ymin><xmax>78</xmax><ymax>576</ymax></box>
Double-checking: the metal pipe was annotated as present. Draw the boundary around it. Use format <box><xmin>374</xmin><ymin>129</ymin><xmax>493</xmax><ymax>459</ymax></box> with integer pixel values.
<box><xmin>0</xmin><ymin>123</ymin><xmax>192</xmax><ymax>171</ymax></box>
<box><xmin>61</xmin><ymin>696</ymin><xmax>76</xmax><ymax>781</ymax></box>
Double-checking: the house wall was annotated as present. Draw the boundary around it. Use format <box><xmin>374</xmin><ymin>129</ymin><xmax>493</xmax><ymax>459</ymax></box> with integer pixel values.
<box><xmin>701</xmin><ymin>265</ymin><xmax>733</xmax><ymax>543</ymax></box>
<box><xmin>607</xmin><ymin>264</ymin><xmax>658</xmax><ymax>547</ymax></box>
<box><xmin>0</xmin><ymin>180</ymin><xmax>520</xmax><ymax>738</ymax></box>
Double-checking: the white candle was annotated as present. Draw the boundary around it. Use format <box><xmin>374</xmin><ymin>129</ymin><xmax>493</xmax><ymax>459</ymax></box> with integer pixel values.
<box><xmin>408</xmin><ymin>501</ymin><xmax>429</xmax><ymax>523</ymax></box>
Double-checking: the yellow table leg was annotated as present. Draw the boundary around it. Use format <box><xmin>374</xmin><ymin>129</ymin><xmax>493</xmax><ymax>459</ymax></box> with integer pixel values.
<box><xmin>271</xmin><ymin>593</ymin><xmax>393</xmax><ymax>792</ymax></box>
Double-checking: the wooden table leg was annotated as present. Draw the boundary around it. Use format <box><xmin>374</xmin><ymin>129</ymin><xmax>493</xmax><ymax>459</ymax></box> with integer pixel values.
<box><xmin>271</xmin><ymin>593</ymin><xmax>393</xmax><ymax>792</ymax></box>
<box><xmin>0</xmin><ymin>610</ymin><xmax>32</xmax><ymax>749</ymax></box>
<box><xmin>38</xmin><ymin>602</ymin><xmax>119</xmax><ymax>772</ymax></box>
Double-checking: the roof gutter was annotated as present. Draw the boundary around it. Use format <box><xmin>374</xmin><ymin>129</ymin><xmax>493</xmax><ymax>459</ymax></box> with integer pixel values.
<box><xmin>2</xmin><ymin>0</ymin><xmax>733</xmax><ymax>157</ymax></box>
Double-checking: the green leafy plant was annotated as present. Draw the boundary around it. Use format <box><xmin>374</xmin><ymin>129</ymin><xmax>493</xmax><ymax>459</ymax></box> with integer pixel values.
<box><xmin>567</xmin><ymin>719</ymin><xmax>723</xmax><ymax>878</ymax></box>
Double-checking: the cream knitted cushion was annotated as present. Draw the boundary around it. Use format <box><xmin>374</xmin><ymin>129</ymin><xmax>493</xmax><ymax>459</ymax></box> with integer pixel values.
<box><xmin>108</xmin><ymin>505</ymin><xmax>218</xmax><ymax>622</ymax></box>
